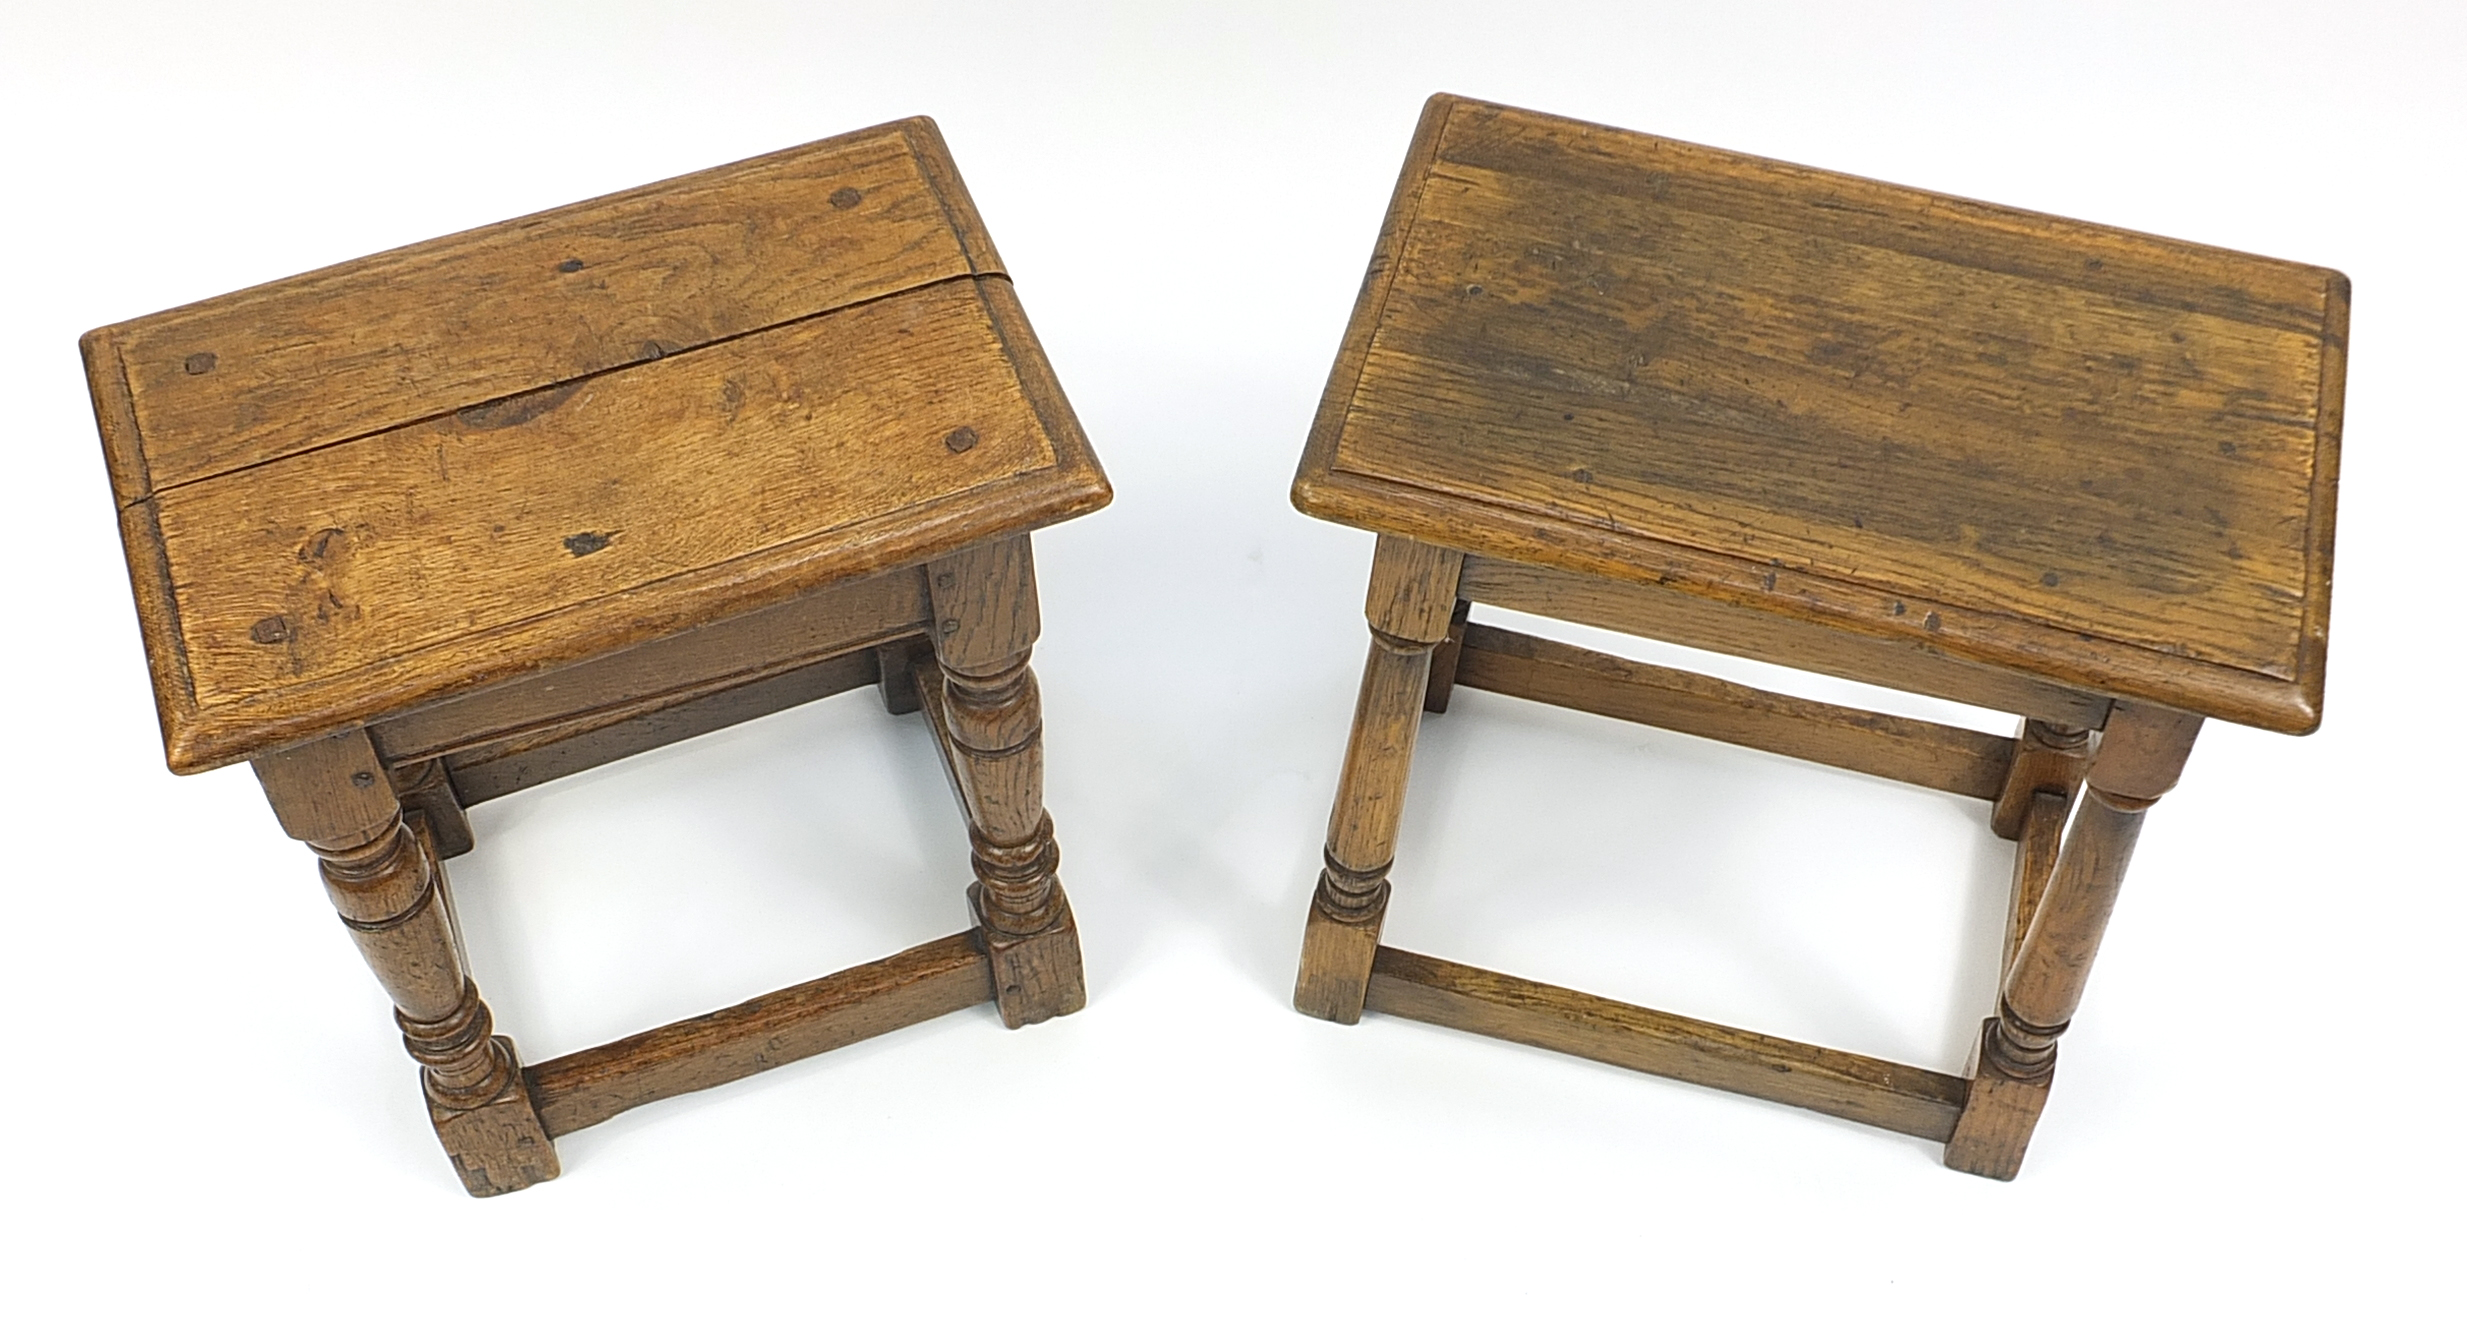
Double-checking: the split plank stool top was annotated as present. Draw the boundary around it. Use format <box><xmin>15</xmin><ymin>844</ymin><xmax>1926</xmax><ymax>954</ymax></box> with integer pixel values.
<box><xmin>82</xmin><ymin>118</ymin><xmax>1110</xmax><ymax>1195</ymax></box>
<box><xmin>1290</xmin><ymin>95</ymin><xmax>2345</xmax><ymax>1178</ymax></box>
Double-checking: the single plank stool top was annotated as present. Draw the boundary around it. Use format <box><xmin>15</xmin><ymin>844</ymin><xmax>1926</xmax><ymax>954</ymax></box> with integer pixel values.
<box><xmin>1290</xmin><ymin>95</ymin><xmax>2345</xmax><ymax>1178</ymax></box>
<box><xmin>83</xmin><ymin>118</ymin><xmax>1111</xmax><ymax>1195</ymax></box>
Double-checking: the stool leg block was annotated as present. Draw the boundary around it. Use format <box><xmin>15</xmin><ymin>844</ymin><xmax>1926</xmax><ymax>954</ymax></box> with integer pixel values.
<box><xmin>1296</xmin><ymin>893</ymin><xmax>1387</xmax><ymax>1025</ymax></box>
<box><xmin>973</xmin><ymin>883</ymin><xmax>1086</xmax><ymax>1028</ymax></box>
<box><xmin>1944</xmin><ymin>1019</ymin><xmax>2053</xmax><ymax>1180</ymax></box>
<box><xmin>428</xmin><ymin>1038</ymin><xmax>559</xmax><ymax>1197</ymax></box>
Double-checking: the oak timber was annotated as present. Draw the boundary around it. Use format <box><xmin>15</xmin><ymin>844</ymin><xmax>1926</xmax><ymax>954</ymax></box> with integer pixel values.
<box><xmin>1366</xmin><ymin>947</ymin><xmax>1968</xmax><ymax>1142</ymax></box>
<box><xmin>90</xmin><ymin>118</ymin><xmax>1107</xmax><ymax>1196</ymax></box>
<box><xmin>1288</xmin><ymin>95</ymin><xmax>2341</xmax><ymax>1179</ymax></box>
<box><xmin>525</xmin><ymin>932</ymin><xmax>996</xmax><ymax>1139</ymax></box>
<box><xmin>98</xmin><ymin>120</ymin><xmax>1000</xmax><ymax>497</ymax></box>
<box><xmin>442</xmin><ymin>649</ymin><xmax>882</xmax><ymax>805</ymax></box>
<box><xmin>1460</xmin><ymin>556</ymin><xmax>2113</xmax><ymax>730</ymax></box>
<box><xmin>1296</xmin><ymin>94</ymin><xmax>2345</xmax><ymax>734</ymax></box>
<box><xmin>369</xmin><ymin>566</ymin><xmax>930</xmax><ymax>764</ymax></box>
<box><xmin>88</xmin><ymin>122</ymin><xmax>1108</xmax><ymax>774</ymax></box>
<box><xmin>1452</xmin><ymin>622</ymin><xmax>2015</xmax><ymax>798</ymax></box>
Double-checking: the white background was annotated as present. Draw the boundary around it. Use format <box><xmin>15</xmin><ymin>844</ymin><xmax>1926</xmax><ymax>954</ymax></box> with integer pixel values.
<box><xmin>3</xmin><ymin>2</ymin><xmax>2458</xmax><ymax>1310</ymax></box>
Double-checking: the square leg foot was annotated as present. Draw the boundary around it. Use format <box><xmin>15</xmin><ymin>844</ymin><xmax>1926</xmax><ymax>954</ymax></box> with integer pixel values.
<box><xmin>1294</xmin><ymin>899</ymin><xmax>1384</xmax><ymax>1025</ymax></box>
<box><xmin>427</xmin><ymin>1039</ymin><xmax>560</xmax><ymax>1197</ymax></box>
<box><xmin>970</xmin><ymin>885</ymin><xmax>1086</xmax><ymax>1028</ymax></box>
<box><xmin>1943</xmin><ymin>1020</ymin><xmax>2053</xmax><ymax>1181</ymax></box>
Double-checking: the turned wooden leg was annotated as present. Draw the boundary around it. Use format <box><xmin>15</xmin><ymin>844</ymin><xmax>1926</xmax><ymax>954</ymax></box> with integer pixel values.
<box><xmin>1296</xmin><ymin>537</ymin><xmax>1465</xmax><ymax>1024</ymax></box>
<box><xmin>926</xmin><ymin>536</ymin><xmax>1083</xmax><ymax>1028</ymax></box>
<box><xmin>1946</xmin><ymin>703</ymin><xmax>2202</xmax><ymax>1179</ymax></box>
<box><xmin>255</xmin><ymin>731</ymin><xmax>557</xmax><ymax>1197</ymax></box>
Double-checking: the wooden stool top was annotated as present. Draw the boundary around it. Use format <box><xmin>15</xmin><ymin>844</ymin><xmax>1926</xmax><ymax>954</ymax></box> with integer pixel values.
<box><xmin>85</xmin><ymin>118</ymin><xmax>1109</xmax><ymax>773</ymax></box>
<box><xmin>1295</xmin><ymin>95</ymin><xmax>2345</xmax><ymax>734</ymax></box>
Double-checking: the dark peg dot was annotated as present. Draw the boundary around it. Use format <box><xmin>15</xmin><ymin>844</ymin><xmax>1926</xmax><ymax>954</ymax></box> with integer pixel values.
<box><xmin>248</xmin><ymin>616</ymin><xmax>288</xmax><ymax>644</ymax></box>
<box><xmin>1891</xmin><ymin>600</ymin><xmax>1906</xmax><ymax>616</ymax></box>
<box><xmin>557</xmin><ymin>258</ymin><xmax>585</xmax><ymax>273</ymax></box>
<box><xmin>1923</xmin><ymin>611</ymin><xmax>1943</xmax><ymax>632</ymax></box>
<box><xmin>184</xmin><ymin>352</ymin><xmax>218</xmax><ymax>375</ymax></box>
<box><xmin>829</xmin><ymin>187</ymin><xmax>864</xmax><ymax>209</ymax></box>
<box><xmin>564</xmin><ymin>531</ymin><xmax>613</xmax><ymax>557</ymax></box>
<box><xmin>944</xmin><ymin>426</ymin><xmax>980</xmax><ymax>453</ymax></box>
<box><xmin>1465</xmin><ymin>284</ymin><xmax>1484</xmax><ymax>296</ymax></box>
<box><xmin>350</xmin><ymin>771</ymin><xmax>376</xmax><ymax>789</ymax></box>
<box><xmin>2040</xmin><ymin>571</ymin><xmax>2061</xmax><ymax>587</ymax></box>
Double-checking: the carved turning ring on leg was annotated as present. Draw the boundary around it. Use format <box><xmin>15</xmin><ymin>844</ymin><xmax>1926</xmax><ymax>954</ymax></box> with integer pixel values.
<box><xmin>1313</xmin><ymin>849</ymin><xmax>1393</xmax><ymax>924</ymax></box>
<box><xmin>401</xmin><ymin>980</ymin><xmax>519</xmax><ymax>1107</ymax></box>
<box><xmin>311</xmin><ymin>821</ymin><xmax>431</xmax><ymax>924</ymax></box>
<box><xmin>971</xmin><ymin>812</ymin><xmax>1061</xmax><ymax>936</ymax></box>
<box><xmin>1980</xmin><ymin>1005</ymin><xmax>2066</xmax><ymax>1083</ymax></box>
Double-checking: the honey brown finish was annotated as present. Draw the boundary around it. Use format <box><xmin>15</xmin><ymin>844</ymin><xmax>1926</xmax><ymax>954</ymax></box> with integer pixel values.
<box><xmin>88</xmin><ymin>120</ymin><xmax>1104</xmax><ymax>774</ymax></box>
<box><xmin>1296</xmin><ymin>97</ymin><xmax>2344</xmax><ymax>734</ymax></box>
<box><xmin>84</xmin><ymin>118</ymin><xmax>1109</xmax><ymax>1195</ymax></box>
<box><xmin>1291</xmin><ymin>95</ymin><xmax>2343</xmax><ymax>1179</ymax></box>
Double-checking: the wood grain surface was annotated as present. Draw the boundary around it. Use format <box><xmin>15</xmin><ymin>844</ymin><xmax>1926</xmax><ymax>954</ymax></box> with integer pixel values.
<box><xmin>525</xmin><ymin>932</ymin><xmax>996</xmax><ymax>1139</ymax></box>
<box><xmin>88</xmin><ymin>121</ymin><xmax>1109</xmax><ymax>771</ymax></box>
<box><xmin>95</xmin><ymin>119</ymin><xmax>996</xmax><ymax>497</ymax></box>
<box><xmin>158</xmin><ymin>279</ymin><xmax>1027</xmax><ymax>710</ymax></box>
<box><xmin>1451</xmin><ymin>622</ymin><xmax>2016</xmax><ymax>798</ymax></box>
<box><xmin>1366</xmin><ymin>946</ymin><xmax>1968</xmax><ymax>1142</ymax></box>
<box><xmin>1296</xmin><ymin>94</ymin><xmax>2345</xmax><ymax>733</ymax></box>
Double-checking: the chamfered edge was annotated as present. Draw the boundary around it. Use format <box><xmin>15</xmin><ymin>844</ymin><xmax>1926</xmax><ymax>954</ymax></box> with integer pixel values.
<box><xmin>148</xmin><ymin>263</ymin><xmax>1111</xmax><ymax>774</ymax></box>
<box><xmin>81</xmin><ymin>117</ymin><xmax>1097</xmax><ymax>774</ymax></box>
<box><xmin>155</xmin><ymin>454</ymin><xmax>1109</xmax><ymax>775</ymax></box>
<box><xmin>1294</xmin><ymin>93</ymin><xmax>2343</xmax><ymax>738</ymax></box>
<box><xmin>1293</xmin><ymin>463</ymin><xmax>2322</xmax><ymax>737</ymax></box>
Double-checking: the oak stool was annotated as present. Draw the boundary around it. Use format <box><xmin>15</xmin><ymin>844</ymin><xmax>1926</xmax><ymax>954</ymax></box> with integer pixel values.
<box><xmin>1290</xmin><ymin>96</ymin><xmax>2345</xmax><ymax>1177</ymax></box>
<box><xmin>83</xmin><ymin>119</ymin><xmax>1110</xmax><ymax>1195</ymax></box>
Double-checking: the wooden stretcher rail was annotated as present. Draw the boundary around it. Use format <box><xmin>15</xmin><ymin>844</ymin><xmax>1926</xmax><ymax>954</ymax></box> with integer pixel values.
<box><xmin>1364</xmin><ymin>946</ymin><xmax>1969</xmax><ymax>1143</ymax></box>
<box><xmin>912</xmin><ymin>665</ymin><xmax>975</xmax><ymax>826</ymax></box>
<box><xmin>1452</xmin><ymin>623</ymin><xmax>2016</xmax><ymax>799</ymax></box>
<box><xmin>524</xmin><ymin>931</ymin><xmax>995</xmax><ymax>1139</ymax></box>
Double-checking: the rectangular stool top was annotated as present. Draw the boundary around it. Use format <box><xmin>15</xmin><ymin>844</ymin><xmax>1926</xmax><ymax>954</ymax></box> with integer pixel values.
<box><xmin>86</xmin><ymin>118</ymin><xmax>1108</xmax><ymax>772</ymax></box>
<box><xmin>1295</xmin><ymin>95</ymin><xmax>2345</xmax><ymax>734</ymax></box>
